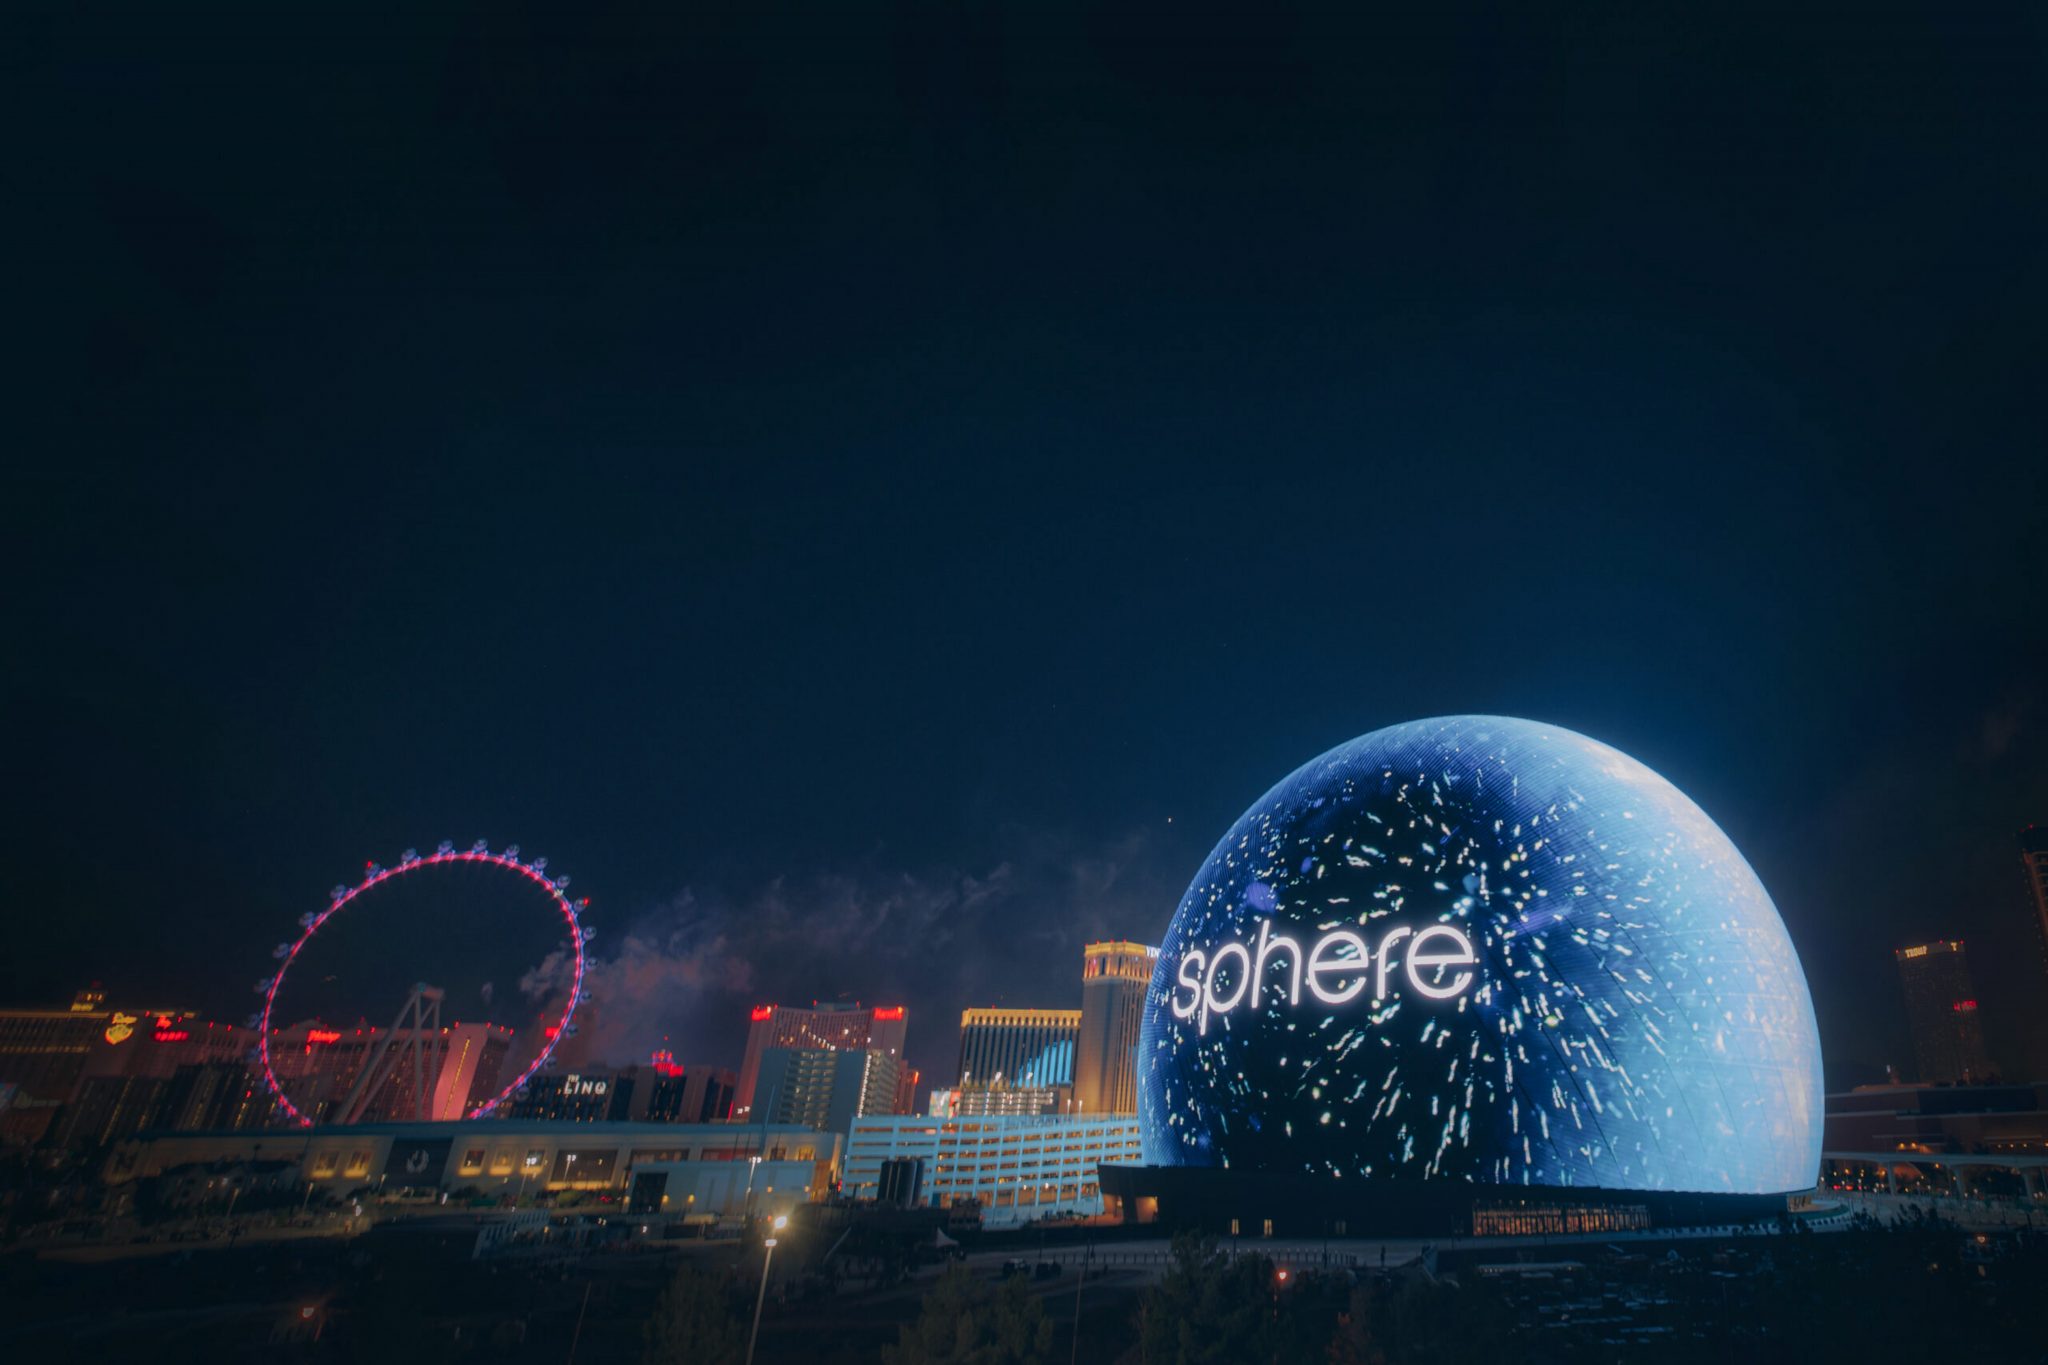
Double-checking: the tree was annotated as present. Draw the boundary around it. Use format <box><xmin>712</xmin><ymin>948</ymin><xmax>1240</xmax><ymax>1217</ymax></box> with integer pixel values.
<box><xmin>884</xmin><ymin>1263</ymin><xmax>1054</xmax><ymax>1365</ymax></box>
<box><xmin>643</xmin><ymin>1263</ymin><xmax>746</xmax><ymax>1365</ymax></box>
<box><xmin>1135</xmin><ymin>1231</ymin><xmax>1287</xmax><ymax>1365</ymax></box>
<box><xmin>1325</xmin><ymin>1272</ymin><xmax>1510</xmax><ymax>1365</ymax></box>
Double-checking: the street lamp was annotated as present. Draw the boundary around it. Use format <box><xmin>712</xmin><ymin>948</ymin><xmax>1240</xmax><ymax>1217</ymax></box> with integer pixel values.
<box><xmin>745</xmin><ymin>1214</ymin><xmax>788</xmax><ymax>1365</ymax></box>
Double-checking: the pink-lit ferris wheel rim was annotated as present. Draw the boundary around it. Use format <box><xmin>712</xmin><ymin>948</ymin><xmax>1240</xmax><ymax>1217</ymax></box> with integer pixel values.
<box><xmin>257</xmin><ymin>846</ymin><xmax>588</xmax><ymax>1127</ymax></box>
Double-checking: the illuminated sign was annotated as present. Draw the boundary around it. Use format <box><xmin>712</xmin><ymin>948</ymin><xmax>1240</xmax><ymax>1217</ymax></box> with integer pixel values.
<box><xmin>153</xmin><ymin>1029</ymin><xmax>191</xmax><ymax>1043</ymax></box>
<box><xmin>750</xmin><ymin>1006</ymin><xmax>775</xmax><ymax>1022</ymax></box>
<box><xmin>1901</xmin><ymin>945</ymin><xmax>1929</xmax><ymax>959</ymax></box>
<box><xmin>1169</xmin><ymin>918</ymin><xmax>1477</xmax><ymax>1034</ymax></box>
<box><xmin>103</xmin><ymin>1012</ymin><xmax>138</xmax><ymax>1045</ymax></box>
<box><xmin>563</xmin><ymin>1074</ymin><xmax>609</xmax><ymax>1096</ymax></box>
<box><xmin>873</xmin><ymin>1006</ymin><xmax>906</xmax><ymax>1021</ymax></box>
<box><xmin>305</xmin><ymin>1029</ymin><xmax>342</xmax><ymax>1045</ymax></box>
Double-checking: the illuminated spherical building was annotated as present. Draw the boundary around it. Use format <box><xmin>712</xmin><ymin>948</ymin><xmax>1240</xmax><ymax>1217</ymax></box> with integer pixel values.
<box><xmin>1122</xmin><ymin>716</ymin><xmax>1822</xmax><ymax>1229</ymax></box>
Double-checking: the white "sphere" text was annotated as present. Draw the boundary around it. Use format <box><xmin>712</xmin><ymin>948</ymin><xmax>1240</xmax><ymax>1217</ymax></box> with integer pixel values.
<box><xmin>1168</xmin><ymin>918</ymin><xmax>1478</xmax><ymax>1035</ymax></box>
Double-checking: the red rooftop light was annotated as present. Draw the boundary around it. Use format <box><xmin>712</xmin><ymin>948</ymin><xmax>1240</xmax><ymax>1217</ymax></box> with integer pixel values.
<box><xmin>750</xmin><ymin>1006</ymin><xmax>775</xmax><ymax>1022</ymax></box>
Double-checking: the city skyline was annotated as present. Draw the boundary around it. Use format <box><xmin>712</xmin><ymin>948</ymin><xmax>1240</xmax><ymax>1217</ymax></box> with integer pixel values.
<box><xmin>10</xmin><ymin>815</ymin><xmax>2048</xmax><ymax>1091</ymax></box>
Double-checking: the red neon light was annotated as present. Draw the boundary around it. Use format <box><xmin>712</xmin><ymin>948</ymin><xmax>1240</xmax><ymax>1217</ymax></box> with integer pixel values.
<box><xmin>153</xmin><ymin>1030</ymin><xmax>190</xmax><ymax>1042</ymax></box>
<box><xmin>305</xmin><ymin>1029</ymin><xmax>342</xmax><ymax>1044</ymax></box>
<box><xmin>1955</xmin><ymin>1000</ymin><xmax>1979</xmax><ymax>1011</ymax></box>
<box><xmin>873</xmin><ymin>1006</ymin><xmax>905</xmax><ymax>1020</ymax></box>
<box><xmin>750</xmin><ymin>1006</ymin><xmax>775</xmax><ymax>1022</ymax></box>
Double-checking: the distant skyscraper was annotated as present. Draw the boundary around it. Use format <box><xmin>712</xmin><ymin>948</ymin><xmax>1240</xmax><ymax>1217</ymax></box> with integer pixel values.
<box><xmin>1895</xmin><ymin>940</ymin><xmax>1992</xmax><ymax>1083</ymax></box>
<box><xmin>0</xmin><ymin>989</ymin><xmax>195</xmax><ymax>1105</ymax></box>
<box><xmin>733</xmin><ymin>1002</ymin><xmax>909</xmax><ymax>1119</ymax></box>
<box><xmin>1073</xmin><ymin>942</ymin><xmax>1156</xmax><ymax>1116</ymax></box>
<box><xmin>2020</xmin><ymin>826</ymin><xmax>2048</xmax><ymax>1078</ymax></box>
<box><xmin>956</xmin><ymin>1008</ymin><xmax>1080</xmax><ymax>1089</ymax></box>
<box><xmin>263</xmin><ymin>1019</ymin><xmax>517</xmax><ymax>1125</ymax></box>
<box><xmin>750</xmin><ymin>1046</ymin><xmax>902</xmax><ymax>1136</ymax></box>
<box><xmin>428</xmin><ymin>1023</ymin><xmax>512</xmax><ymax>1121</ymax></box>
<box><xmin>2022</xmin><ymin>826</ymin><xmax>2048</xmax><ymax>981</ymax></box>
<box><xmin>645</xmin><ymin>1054</ymin><xmax>736</xmax><ymax>1124</ymax></box>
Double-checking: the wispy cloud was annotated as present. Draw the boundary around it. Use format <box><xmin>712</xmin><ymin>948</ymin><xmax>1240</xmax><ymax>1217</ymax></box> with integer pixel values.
<box><xmin>520</xmin><ymin>829</ymin><xmax>1176</xmax><ymax>1078</ymax></box>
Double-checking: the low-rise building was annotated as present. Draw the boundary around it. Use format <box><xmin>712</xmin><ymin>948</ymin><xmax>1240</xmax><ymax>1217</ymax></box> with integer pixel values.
<box><xmin>843</xmin><ymin>1112</ymin><xmax>1144</xmax><ymax>1227</ymax></box>
<box><xmin>104</xmin><ymin>1119</ymin><xmax>842</xmax><ymax>1220</ymax></box>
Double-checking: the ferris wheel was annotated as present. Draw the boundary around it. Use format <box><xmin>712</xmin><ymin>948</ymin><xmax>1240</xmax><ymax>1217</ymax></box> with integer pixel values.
<box><xmin>255</xmin><ymin>841</ymin><xmax>591</xmax><ymax>1127</ymax></box>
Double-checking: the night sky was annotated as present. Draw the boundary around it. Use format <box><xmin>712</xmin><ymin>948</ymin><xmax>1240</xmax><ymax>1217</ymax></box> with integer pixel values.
<box><xmin>9</xmin><ymin>4</ymin><xmax>2045</xmax><ymax>1090</ymax></box>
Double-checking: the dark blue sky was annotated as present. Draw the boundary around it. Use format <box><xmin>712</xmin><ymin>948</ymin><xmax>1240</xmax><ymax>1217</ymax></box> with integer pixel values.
<box><xmin>9</xmin><ymin>3</ymin><xmax>2044</xmax><ymax>1085</ymax></box>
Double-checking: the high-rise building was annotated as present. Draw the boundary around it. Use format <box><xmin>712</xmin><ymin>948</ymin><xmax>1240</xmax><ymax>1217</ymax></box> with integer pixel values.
<box><xmin>750</xmin><ymin>1046</ymin><xmax>903</xmax><ymax>1136</ymax></box>
<box><xmin>1</xmin><ymin>993</ymin><xmax>208</xmax><ymax>1145</ymax></box>
<box><xmin>894</xmin><ymin>1064</ymin><xmax>922</xmax><ymax>1118</ymax></box>
<box><xmin>733</xmin><ymin>1002</ymin><xmax>909</xmax><ymax>1119</ymax></box>
<box><xmin>428</xmin><ymin>1023</ymin><xmax>513</xmax><ymax>1121</ymax></box>
<box><xmin>264</xmin><ymin>1019</ymin><xmax>515</xmax><ymax>1124</ymax></box>
<box><xmin>58</xmin><ymin>1012</ymin><xmax>268</xmax><ymax>1146</ymax></box>
<box><xmin>2022</xmin><ymin>828</ymin><xmax>2048</xmax><ymax>1064</ymax></box>
<box><xmin>1073</xmin><ymin>942</ymin><xmax>1156</xmax><ymax>1116</ymax></box>
<box><xmin>2022</xmin><ymin>826</ymin><xmax>2048</xmax><ymax>952</ymax></box>
<box><xmin>1896</xmin><ymin>940</ymin><xmax>1993</xmax><ymax>1084</ymax></box>
<box><xmin>646</xmin><ymin>1054</ymin><xmax>737</xmax><ymax>1124</ymax></box>
<box><xmin>956</xmin><ymin>1008</ymin><xmax>1080</xmax><ymax>1090</ymax></box>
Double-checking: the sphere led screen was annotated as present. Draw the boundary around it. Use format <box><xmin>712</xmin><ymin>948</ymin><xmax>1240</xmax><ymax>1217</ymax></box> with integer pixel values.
<box><xmin>1138</xmin><ymin>716</ymin><xmax>1823</xmax><ymax>1194</ymax></box>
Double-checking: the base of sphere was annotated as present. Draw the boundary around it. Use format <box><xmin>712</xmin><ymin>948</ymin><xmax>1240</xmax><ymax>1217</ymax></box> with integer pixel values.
<box><xmin>1097</xmin><ymin>1164</ymin><xmax>1811</xmax><ymax>1239</ymax></box>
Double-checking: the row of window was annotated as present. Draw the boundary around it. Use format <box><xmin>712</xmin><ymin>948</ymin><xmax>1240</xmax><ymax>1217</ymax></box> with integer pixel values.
<box><xmin>304</xmin><ymin>1143</ymin><xmax>820</xmax><ymax>1182</ymax></box>
<box><xmin>851</xmin><ymin>1122</ymin><xmax>1135</xmax><ymax>1139</ymax></box>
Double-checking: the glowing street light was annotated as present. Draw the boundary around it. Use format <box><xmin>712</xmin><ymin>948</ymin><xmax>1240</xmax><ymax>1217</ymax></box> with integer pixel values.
<box><xmin>745</xmin><ymin>1214</ymin><xmax>789</xmax><ymax>1365</ymax></box>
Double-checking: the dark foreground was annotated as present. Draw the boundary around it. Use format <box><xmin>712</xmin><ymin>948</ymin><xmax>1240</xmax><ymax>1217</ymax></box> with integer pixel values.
<box><xmin>5</xmin><ymin>1212</ymin><xmax>2047</xmax><ymax>1364</ymax></box>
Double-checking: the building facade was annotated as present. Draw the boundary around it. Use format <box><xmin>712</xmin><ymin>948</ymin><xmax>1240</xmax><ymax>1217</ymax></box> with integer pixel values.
<box><xmin>928</xmin><ymin>1086</ymin><xmax>1068</xmax><ymax>1118</ymax></box>
<box><xmin>0</xmin><ymin>991</ymin><xmax>198</xmax><ymax>1143</ymax></box>
<box><xmin>734</xmin><ymin>1002</ymin><xmax>908</xmax><ymax>1119</ymax></box>
<box><xmin>2022</xmin><ymin>827</ymin><xmax>2048</xmax><ymax>967</ymax></box>
<box><xmin>1895</xmin><ymin>939</ymin><xmax>1993</xmax><ymax>1083</ymax></box>
<box><xmin>1073</xmin><ymin>942</ymin><xmax>1154</xmax><ymax>1116</ymax></box>
<box><xmin>842</xmin><ymin>1112</ymin><xmax>1145</xmax><ymax>1228</ymax></box>
<box><xmin>261</xmin><ymin>1019</ymin><xmax>518</xmax><ymax>1124</ymax></box>
<box><xmin>751</xmin><ymin>1047</ymin><xmax>902</xmax><ymax>1136</ymax></box>
<box><xmin>502</xmin><ymin>1068</ymin><xmax>645</xmax><ymax>1123</ymax></box>
<box><xmin>2021</xmin><ymin>827</ymin><xmax>2048</xmax><ymax>1076</ymax></box>
<box><xmin>1821</xmin><ymin>1082</ymin><xmax>2048</xmax><ymax>1200</ymax></box>
<box><xmin>106</xmin><ymin>1119</ymin><xmax>841</xmax><ymax>1218</ymax></box>
<box><xmin>644</xmin><ymin>1057</ymin><xmax>736</xmax><ymax>1124</ymax></box>
<box><xmin>956</xmin><ymin>1008</ymin><xmax>1079</xmax><ymax>1089</ymax></box>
